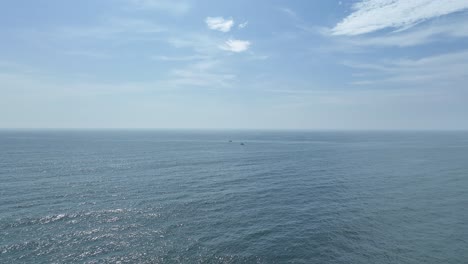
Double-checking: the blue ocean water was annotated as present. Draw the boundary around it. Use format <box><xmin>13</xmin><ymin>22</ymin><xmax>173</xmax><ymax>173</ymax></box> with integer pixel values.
<box><xmin>0</xmin><ymin>130</ymin><xmax>467</xmax><ymax>263</ymax></box>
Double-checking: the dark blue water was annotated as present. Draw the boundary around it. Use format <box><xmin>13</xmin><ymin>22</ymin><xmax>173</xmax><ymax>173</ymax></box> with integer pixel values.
<box><xmin>1</xmin><ymin>130</ymin><xmax>467</xmax><ymax>263</ymax></box>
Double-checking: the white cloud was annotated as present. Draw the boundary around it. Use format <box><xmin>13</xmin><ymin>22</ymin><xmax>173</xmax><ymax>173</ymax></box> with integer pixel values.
<box><xmin>238</xmin><ymin>21</ymin><xmax>248</xmax><ymax>29</ymax></box>
<box><xmin>219</xmin><ymin>39</ymin><xmax>251</xmax><ymax>53</ymax></box>
<box><xmin>332</xmin><ymin>0</ymin><xmax>468</xmax><ymax>36</ymax></box>
<box><xmin>205</xmin><ymin>17</ymin><xmax>234</xmax><ymax>32</ymax></box>
<box><xmin>127</xmin><ymin>0</ymin><xmax>190</xmax><ymax>15</ymax></box>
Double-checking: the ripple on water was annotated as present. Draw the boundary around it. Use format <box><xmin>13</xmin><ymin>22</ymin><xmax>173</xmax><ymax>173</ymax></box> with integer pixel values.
<box><xmin>1</xmin><ymin>131</ymin><xmax>467</xmax><ymax>263</ymax></box>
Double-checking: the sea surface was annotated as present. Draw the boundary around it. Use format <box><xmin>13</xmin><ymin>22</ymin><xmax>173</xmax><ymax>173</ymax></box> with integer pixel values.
<box><xmin>0</xmin><ymin>130</ymin><xmax>467</xmax><ymax>263</ymax></box>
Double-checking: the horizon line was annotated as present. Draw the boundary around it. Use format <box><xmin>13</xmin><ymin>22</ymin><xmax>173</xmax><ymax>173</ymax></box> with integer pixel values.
<box><xmin>1</xmin><ymin>128</ymin><xmax>468</xmax><ymax>132</ymax></box>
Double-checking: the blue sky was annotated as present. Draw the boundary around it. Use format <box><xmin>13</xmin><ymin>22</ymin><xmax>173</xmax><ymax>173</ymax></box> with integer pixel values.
<box><xmin>1</xmin><ymin>0</ymin><xmax>468</xmax><ymax>129</ymax></box>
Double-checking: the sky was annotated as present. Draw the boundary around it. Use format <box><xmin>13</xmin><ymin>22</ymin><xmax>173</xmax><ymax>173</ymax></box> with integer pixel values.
<box><xmin>1</xmin><ymin>0</ymin><xmax>468</xmax><ymax>130</ymax></box>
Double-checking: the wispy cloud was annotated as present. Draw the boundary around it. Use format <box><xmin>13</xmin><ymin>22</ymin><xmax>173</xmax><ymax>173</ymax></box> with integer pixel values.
<box><xmin>168</xmin><ymin>60</ymin><xmax>236</xmax><ymax>88</ymax></box>
<box><xmin>0</xmin><ymin>70</ymin><xmax>161</xmax><ymax>98</ymax></box>
<box><xmin>60</xmin><ymin>18</ymin><xmax>166</xmax><ymax>39</ymax></box>
<box><xmin>344</xmin><ymin>15</ymin><xmax>468</xmax><ymax>47</ymax></box>
<box><xmin>277</xmin><ymin>7</ymin><xmax>326</xmax><ymax>37</ymax></box>
<box><xmin>345</xmin><ymin>50</ymin><xmax>468</xmax><ymax>86</ymax></box>
<box><xmin>151</xmin><ymin>55</ymin><xmax>209</xmax><ymax>61</ymax></box>
<box><xmin>238</xmin><ymin>21</ymin><xmax>248</xmax><ymax>29</ymax></box>
<box><xmin>0</xmin><ymin>58</ymin><xmax>234</xmax><ymax>97</ymax></box>
<box><xmin>62</xmin><ymin>50</ymin><xmax>112</xmax><ymax>59</ymax></box>
<box><xmin>205</xmin><ymin>17</ymin><xmax>234</xmax><ymax>32</ymax></box>
<box><xmin>126</xmin><ymin>0</ymin><xmax>190</xmax><ymax>15</ymax></box>
<box><xmin>167</xmin><ymin>33</ymin><xmax>223</xmax><ymax>55</ymax></box>
<box><xmin>278</xmin><ymin>7</ymin><xmax>299</xmax><ymax>20</ymax></box>
<box><xmin>0</xmin><ymin>60</ymin><xmax>39</xmax><ymax>74</ymax></box>
<box><xmin>219</xmin><ymin>39</ymin><xmax>251</xmax><ymax>53</ymax></box>
<box><xmin>249</xmin><ymin>54</ymin><xmax>270</xmax><ymax>60</ymax></box>
<box><xmin>332</xmin><ymin>0</ymin><xmax>468</xmax><ymax>36</ymax></box>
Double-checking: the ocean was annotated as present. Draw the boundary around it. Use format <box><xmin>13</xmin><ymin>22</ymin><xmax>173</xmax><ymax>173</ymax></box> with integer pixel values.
<box><xmin>0</xmin><ymin>130</ymin><xmax>467</xmax><ymax>263</ymax></box>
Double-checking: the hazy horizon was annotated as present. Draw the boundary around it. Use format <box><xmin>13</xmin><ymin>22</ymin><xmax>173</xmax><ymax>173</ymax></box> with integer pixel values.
<box><xmin>2</xmin><ymin>127</ymin><xmax>468</xmax><ymax>132</ymax></box>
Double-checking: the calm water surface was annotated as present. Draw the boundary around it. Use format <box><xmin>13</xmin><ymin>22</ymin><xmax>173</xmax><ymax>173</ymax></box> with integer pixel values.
<box><xmin>0</xmin><ymin>131</ymin><xmax>467</xmax><ymax>263</ymax></box>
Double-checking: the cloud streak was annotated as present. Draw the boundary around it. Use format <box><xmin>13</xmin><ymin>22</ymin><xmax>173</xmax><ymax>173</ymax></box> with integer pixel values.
<box><xmin>278</xmin><ymin>7</ymin><xmax>300</xmax><ymax>20</ymax></box>
<box><xmin>345</xmin><ymin>50</ymin><xmax>468</xmax><ymax>87</ymax></box>
<box><xmin>327</xmin><ymin>14</ymin><xmax>468</xmax><ymax>48</ymax></box>
<box><xmin>152</xmin><ymin>55</ymin><xmax>209</xmax><ymax>61</ymax></box>
<box><xmin>360</xmin><ymin>20</ymin><xmax>468</xmax><ymax>47</ymax></box>
<box><xmin>59</xmin><ymin>18</ymin><xmax>166</xmax><ymax>39</ymax></box>
<box><xmin>168</xmin><ymin>60</ymin><xmax>236</xmax><ymax>88</ymax></box>
<box><xmin>332</xmin><ymin>0</ymin><xmax>468</xmax><ymax>36</ymax></box>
